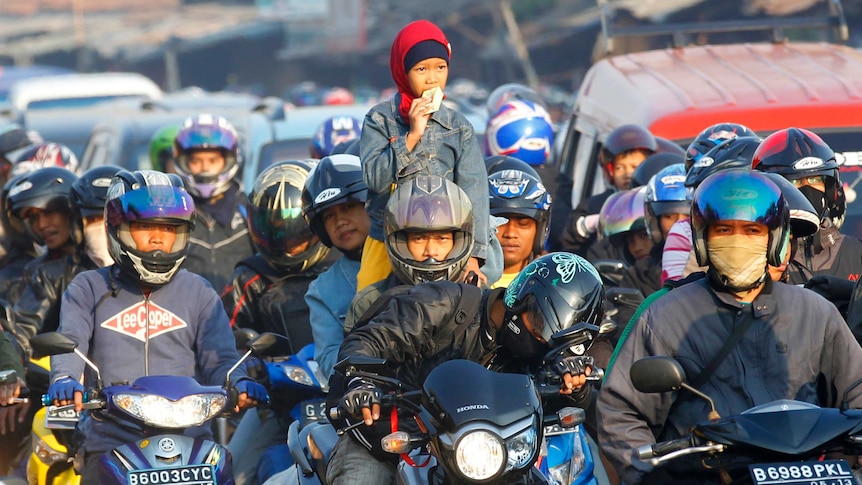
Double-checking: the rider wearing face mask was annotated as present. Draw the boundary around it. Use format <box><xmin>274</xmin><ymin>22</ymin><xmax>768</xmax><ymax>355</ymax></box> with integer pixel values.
<box><xmin>597</xmin><ymin>169</ymin><xmax>862</xmax><ymax>484</ymax></box>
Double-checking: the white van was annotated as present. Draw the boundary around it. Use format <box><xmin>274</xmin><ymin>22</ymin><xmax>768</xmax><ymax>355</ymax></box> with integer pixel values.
<box><xmin>6</xmin><ymin>72</ymin><xmax>162</xmax><ymax>113</ymax></box>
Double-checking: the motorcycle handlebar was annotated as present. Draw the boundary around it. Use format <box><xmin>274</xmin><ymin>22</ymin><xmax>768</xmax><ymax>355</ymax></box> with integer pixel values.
<box><xmin>637</xmin><ymin>437</ymin><xmax>693</xmax><ymax>460</ymax></box>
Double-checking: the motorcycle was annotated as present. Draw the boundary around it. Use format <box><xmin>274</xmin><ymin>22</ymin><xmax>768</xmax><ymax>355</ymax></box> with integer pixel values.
<box><xmin>24</xmin><ymin>357</ymin><xmax>80</xmax><ymax>485</ymax></box>
<box><xmin>630</xmin><ymin>355</ymin><xmax>862</xmax><ymax>484</ymax></box>
<box><xmin>29</xmin><ymin>330</ymin><xmax>286</xmax><ymax>485</ymax></box>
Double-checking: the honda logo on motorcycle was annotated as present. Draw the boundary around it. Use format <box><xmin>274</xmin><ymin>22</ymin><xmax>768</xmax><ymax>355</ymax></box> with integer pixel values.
<box><xmin>100</xmin><ymin>301</ymin><xmax>188</xmax><ymax>342</ymax></box>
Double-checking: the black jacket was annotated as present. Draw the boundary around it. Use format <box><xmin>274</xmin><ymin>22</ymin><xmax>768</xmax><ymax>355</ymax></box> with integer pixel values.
<box><xmin>186</xmin><ymin>184</ymin><xmax>255</xmax><ymax>293</ymax></box>
<box><xmin>222</xmin><ymin>254</ymin><xmax>329</xmax><ymax>354</ymax></box>
<box><xmin>12</xmin><ymin>252</ymin><xmax>96</xmax><ymax>357</ymax></box>
<box><xmin>786</xmin><ymin>225</ymin><xmax>862</xmax><ymax>284</ymax></box>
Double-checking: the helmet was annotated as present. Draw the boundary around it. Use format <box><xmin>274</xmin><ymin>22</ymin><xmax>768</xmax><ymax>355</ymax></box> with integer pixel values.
<box><xmin>690</xmin><ymin>169</ymin><xmax>788</xmax><ymax>267</ymax></box>
<box><xmin>502</xmin><ymin>252</ymin><xmax>604</xmax><ymax>352</ymax></box>
<box><xmin>10</xmin><ymin>143</ymin><xmax>79</xmax><ymax>177</ymax></box>
<box><xmin>301</xmin><ymin>154</ymin><xmax>368</xmax><ymax>247</ymax></box>
<box><xmin>331</xmin><ymin>138</ymin><xmax>360</xmax><ymax>156</ymax></box>
<box><xmin>488</xmin><ymin>162</ymin><xmax>551</xmax><ymax>254</ymax></box>
<box><xmin>685</xmin><ymin>122</ymin><xmax>756</xmax><ymax>171</ymax></box>
<box><xmin>645</xmin><ymin>164</ymin><xmax>691</xmax><ymax>244</ymax></box>
<box><xmin>485</xmin><ymin>100</ymin><xmax>554</xmax><ymax>166</ymax></box>
<box><xmin>0</xmin><ymin>124</ymin><xmax>36</xmax><ymax>172</ymax></box>
<box><xmin>384</xmin><ymin>175</ymin><xmax>474</xmax><ymax>285</ymax></box>
<box><xmin>309</xmin><ymin>116</ymin><xmax>362</xmax><ymax>159</ymax></box>
<box><xmin>322</xmin><ymin>87</ymin><xmax>355</xmax><ymax>106</ymax></box>
<box><xmin>484</xmin><ymin>155</ymin><xmax>540</xmax><ymax>177</ymax></box>
<box><xmin>1</xmin><ymin>174</ymin><xmax>36</xmax><ymax>252</ymax></box>
<box><xmin>600</xmin><ymin>124</ymin><xmax>657</xmax><ymax>182</ymax></box>
<box><xmin>751</xmin><ymin>127</ymin><xmax>843</xmax><ymax>228</ymax></box>
<box><xmin>685</xmin><ymin>136</ymin><xmax>762</xmax><ymax>188</ymax></box>
<box><xmin>70</xmin><ymin>165</ymin><xmax>124</xmax><ymax>245</ymax></box>
<box><xmin>631</xmin><ymin>152</ymin><xmax>684</xmax><ymax>188</ymax></box>
<box><xmin>760</xmin><ymin>172</ymin><xmax>819</xmax><ymax>239</ymax></box>
<box><xmin>247</xmin><ymin>160</ymin><xmax>329</xmax><ymax>272</ymax></box>
<box><xmin>173</xmin><ymin>114</ymin><xmax>241</xmax><ymax>199</ymax></box>
<box><xmin>485</xmin><ymin>83</ymin><xmax>546</xmax><ymax>117</ymax></box>
<box><xmin>105</xmin><ymin>170</ymin><xmax>195</xmax><ymax>286</ymax></box>
<box><xmin>7</xmin><ymin>167</ymin><xmax>78</xmax><ymax>246</ymax></box>
<box><xmin>149</xmin><ymin>125</ymin><xmax>179</xmax><ymax>172</ymax></box>
<box><xmin>598</xmin><ymin>187</ymin><xmax>647</xmax><ymax>248</ymax></box>
<box><xmin>654</xmin><ymin>137</ymin><xmax>686</xmax><ymax>157</ymax></box>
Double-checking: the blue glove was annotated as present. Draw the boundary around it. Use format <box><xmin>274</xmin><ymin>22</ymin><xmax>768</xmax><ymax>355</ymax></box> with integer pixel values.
<box><xmin>235</xmin><ymin>378</ymin><xmax>269</xmax><ymax>405</ymax></box>
<box><xmin>48</xmin><ymin>377</ymin><xmax>84</xmax><ymax>403</ymax></box>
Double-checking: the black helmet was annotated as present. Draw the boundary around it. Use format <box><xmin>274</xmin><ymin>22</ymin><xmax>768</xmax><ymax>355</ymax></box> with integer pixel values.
<box><xmin>500</xmin><ymin>252</ymin><xmax>604</xmax><ymax>358</ymax></box>
<box><xmin>484</xmin><ymin>155</ymin><xmax>540</xmax><ymax>178</ymax></box>
<box><xmin>301</xmin><ymin>154</ymin><xmax>367</xmax><ymax>248</ymax></box>
<box><xmin>248</xmin><ymin>160</ymin><xmax>329</xmax><ymax>273</ymax></box>
<box><xmin>1</xmin><ymin>174</ymin><xmax>36</xmax><ymax>253</ymax></box>
<box><xmin>7</xmin><ymin>167</ymin><xmax>78</xmax><ymax>246</ymax></box>
<box><xmin>751</xmin><ymin>127</ymin><xmax>843</xmax><ymax>228</ymax></box>
<box><xmin>0</xmin><ymin>124</ymin><xmax>36</xmax><ymax>183</ymax></box>
<box><xmin>70</xmin><ymin>165</ymin><xmax>124</xmax><ymax>247</ymax></box>
<box><xmin>384</xmin><ymin>176</ymin><xmax>474</xmax><ymax>285</ymax></box>
<box><xmin>631</xmin><ymin>152</ymin><xmax>684</xmax><ymax>188</ymax></box>
<box><xmin>105</xmin><ymin>170</ymin><xmax>196</xmax><ymax>285</ymax></box>
<box><xmin>691</xmin><ymin>169</ymin><xmax>789</xmax><ymax>268</ymax></box>
<box><xmin>600</xmin><ymin>124</ymin><xmax>656</xmax><ymax>183</ymax></box>
<box><xmin>759</xmin><ymin>172</ymin><xmax>819</xmax><ymax>240</ymax></box>
<box><xmin>685</xmin><ymin>136</ymin><xmax>762</xmax><ymax>188</ymax></box>
<box><xmin>685</xmin><ymin>122</ymin><xmax>756</xmax><ymax>172</ymax></box>
<box><xmin>488</xmin><ymin>161</ymin><xmax>552</xmax><ymax>254</ymax></box>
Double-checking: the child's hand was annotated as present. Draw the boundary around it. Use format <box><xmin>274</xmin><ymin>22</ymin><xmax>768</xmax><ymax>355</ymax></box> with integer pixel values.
<box><xmin>407</xmin><ymin>96</ymin><xmax>434</xmax><ymax>143</ymax></box>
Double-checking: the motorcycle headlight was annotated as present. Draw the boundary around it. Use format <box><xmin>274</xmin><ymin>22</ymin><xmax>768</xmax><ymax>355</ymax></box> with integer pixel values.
<box><xmin>282</xmin><ymin>365</ymin><xmax>314</xmax><ymax>387</ymax></box>
<box><xmin>547</xmin><ymin>429</ymin><xmax>586</xmax><ymax>484</ymax></box>
<box><xmin>31</xmin><ymin>432</ymin><xmax>67</xmax><ymax>465</ymax></box>
<box><xmin>113</xmin><ymin>393</ymin><xmax>227</xmax><ymax>428</ymax></box>
<box><xmin>455</xmin><ymin>430</ymin><xmax>505</xmax><ymax>481</ymax></box>
<box><xmin>506</xmin><ymin>425</ymin><xmax>538</xmax><ymax>471</ymax></box>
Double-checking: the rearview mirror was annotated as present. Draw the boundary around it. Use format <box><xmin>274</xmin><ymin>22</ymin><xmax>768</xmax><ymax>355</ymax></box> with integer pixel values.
<box><xmin>334</xmin><ymin>355</ymin><xmax>388</xmax><ymax>375</ymax></box>
<box><xmin>630</xmin><ymin>356</ymin><xmax>686</xmax><ymax>393</ymax></box>
<box><xmin>30</xmin><ymin>333</ymin><xmax>78</xmax><ymax>359</ymax></box>
<box><xmin>233</xmin><ymin>328</ymin><xmax>260</xmax><ymax>352</ymax></box>
<box><xmin>247</xmin><ymin>332</ymin><xmax>292</xmax><ymax>358</ymax></box>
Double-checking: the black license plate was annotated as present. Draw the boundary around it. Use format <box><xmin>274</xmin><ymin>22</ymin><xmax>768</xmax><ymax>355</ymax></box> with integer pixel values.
<box><xmin>127</xmin><ymin>464</ymin><xmax>215</xmax><ymax>485</ymax></box>
<box><xmin>301</xmin><ymin>399</ymin><xmax>327</xmax><ymax>425</ymax></box>
<box><xmin>749</xmin><ymin>460</ymin><xmax>856</xmax><ymax>485</ymax></box>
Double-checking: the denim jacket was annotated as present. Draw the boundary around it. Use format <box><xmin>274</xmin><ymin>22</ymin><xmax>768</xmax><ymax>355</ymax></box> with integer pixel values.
<box><xmin>306</xmin><ymin>256</ymin><xmax>360</xmax><ymax>380</ymax></box>
<box><xmin>360</xmin><ymin>97</ymin><xmax>489</xmax><ymax>260</ymax></box>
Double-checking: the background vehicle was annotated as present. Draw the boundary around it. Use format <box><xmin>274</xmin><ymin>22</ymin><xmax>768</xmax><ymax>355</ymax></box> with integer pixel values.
<box><xmin>554</xmin><ymin>1</ymin><xmax>862</xmax><ymax>237</ymax></box>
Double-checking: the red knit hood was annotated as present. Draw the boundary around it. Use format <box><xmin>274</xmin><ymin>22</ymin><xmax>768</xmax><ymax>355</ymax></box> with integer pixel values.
<box><xmin>390</xmin><ymin>20</ymin><xmax>451</xmax><ymax>120</ymax></box>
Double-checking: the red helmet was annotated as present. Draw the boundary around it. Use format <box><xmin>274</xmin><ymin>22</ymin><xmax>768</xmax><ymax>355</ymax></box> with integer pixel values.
<box><xmin>751</xmin><ymin>127</ymin><xmax>843</xmax><ymax>228</ymax></box>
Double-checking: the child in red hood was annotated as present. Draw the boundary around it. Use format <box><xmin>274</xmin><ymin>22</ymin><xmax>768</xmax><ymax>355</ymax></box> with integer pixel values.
<box><xmin>357</xmin><ymin>19</ymin><xmax>496</xmax><ymax>292</ymax></box>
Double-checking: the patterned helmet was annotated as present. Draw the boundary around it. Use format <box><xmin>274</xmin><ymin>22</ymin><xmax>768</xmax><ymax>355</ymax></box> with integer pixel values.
<box><xmin>384</xmin><ymin>175</ymin><xmax>474</xmax><ymax>285</ymax></box>
<box><xmin>309</xmin><ymin>116</ymin><xmax>362</xmax><ymax>159</ymax></box>
<box><xmin>173</xmin><ymin>114</ymin><xmax>241</xmax><ymax>199</ymax></box>
<box><xmin>488</xmin><ymin>160</ymin><xmax>551</xmax><ymax>254</ymax></box>
<box><xmin>485</xmin><ymin>100</ymin><xmax>555</xmax><ymax>166</ymax></box>
<box><xmin>105</xmin><ymin>170</ymin><xmax>195</xmax><ymax>285</ymax></box>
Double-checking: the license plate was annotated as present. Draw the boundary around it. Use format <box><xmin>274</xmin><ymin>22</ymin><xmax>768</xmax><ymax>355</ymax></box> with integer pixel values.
<box><xmin>301</xmin><ymin>399</ymin><xmax>327</xmax><ymax>426</ymax></box>
<box><xmin>749</xmin><ymin>460</ymin><xmax>857</xmax><ymax>485</ymax></box>
<box><xmin>127</xmin><ymin>464</ymin><xmax>215</xmax><ymax>485</ymax></box>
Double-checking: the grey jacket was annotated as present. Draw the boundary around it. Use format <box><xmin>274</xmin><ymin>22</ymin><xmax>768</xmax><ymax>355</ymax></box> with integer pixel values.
<box><xmin>597</xmin><ymin>277</ymin><xmax>862</xmax><ymax>484</ymax></box>
<box><xmin>359</xmin><ymin>97</ymin><xmax>490</xmax><ymax>261</ymax></box>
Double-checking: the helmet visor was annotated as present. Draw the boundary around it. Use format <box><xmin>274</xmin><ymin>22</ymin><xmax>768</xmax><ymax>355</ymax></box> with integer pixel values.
<box><xmin>106</xmin><ymin>185</ymin><xmax>195</xmax><ymax>225</ymax></box>
<box><xmin>175</xmin><ymin>126</ymin><xmax>238</xmax><ymax>152</ymax></box>
<box><xmin>248</xmin><ymin>205</ymin><xmax>315</xmax><ymax>253</ymax></box>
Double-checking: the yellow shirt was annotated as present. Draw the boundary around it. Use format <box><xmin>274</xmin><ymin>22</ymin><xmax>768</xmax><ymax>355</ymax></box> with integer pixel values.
<box><xmin>490</xmin><ymin>271</ymin><xmax>518</xmax><ymax>289</ymax></box>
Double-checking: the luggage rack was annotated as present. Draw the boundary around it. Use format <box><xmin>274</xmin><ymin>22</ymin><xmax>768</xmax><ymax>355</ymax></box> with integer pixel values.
<box><xmin>597</xmin><ymin>0</ymin><xmax>849</xmax><ymax>55</ymax></box>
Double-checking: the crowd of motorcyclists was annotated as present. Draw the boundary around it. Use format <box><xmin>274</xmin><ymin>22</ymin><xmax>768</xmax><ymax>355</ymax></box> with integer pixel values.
<box><xmin>0</xmin><ymin>16</ymin><xmax>861</xmax><ymax>485</ymax></box>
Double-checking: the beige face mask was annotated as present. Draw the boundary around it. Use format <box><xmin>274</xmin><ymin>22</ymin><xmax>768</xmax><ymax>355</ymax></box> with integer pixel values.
<box><xmin>707</xmin><ymin>234</ymin><xmax>768</xmax><ymax>290</ymax></box>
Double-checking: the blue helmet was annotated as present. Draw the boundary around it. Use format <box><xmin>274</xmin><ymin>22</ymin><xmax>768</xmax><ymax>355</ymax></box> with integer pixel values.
<box><xmin>644</xmin><ymin>164</ymin><xmax>691</xmax><ymax>244</ymax></box>
<box><xmin>309</xmin><ymin>116</ymin><xmax>361</xmax><ymax>159</ymax></box>
<box><xmin>485</xmin><ymin>100</ymin><xmax>555</xmax><ymax>166</ymax></box>
<box><xmin>691</xmin><ymin>169</ymin><xmax>788</xmax><ymax>268</ymax></box>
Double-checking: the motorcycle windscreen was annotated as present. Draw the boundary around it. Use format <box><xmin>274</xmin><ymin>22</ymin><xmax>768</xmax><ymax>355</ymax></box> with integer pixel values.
<box><xmin>697</xmin><ymin>407</ymin><xmax>862</xmax><ymax>455</ymax></box>
<box><xmin>422</xmin><ymin>359</ymin><xmax>540</xmax><ymax>430</ymax></box>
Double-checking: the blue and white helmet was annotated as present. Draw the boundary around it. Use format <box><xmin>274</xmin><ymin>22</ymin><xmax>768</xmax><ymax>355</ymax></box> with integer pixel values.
<box><xmin>309</xmin><ymin>116</ymin><xmax>362</xmax><ymax>159</ymax></box>
<box><xmin>485</xmin><ymin>100</ymin><xmax>555</xmax><ymax>166</ymax></box>
<box><xmin>644</xmin><ymin>163</ymin><xmax>691</xmax><ymax>244</ymax></box>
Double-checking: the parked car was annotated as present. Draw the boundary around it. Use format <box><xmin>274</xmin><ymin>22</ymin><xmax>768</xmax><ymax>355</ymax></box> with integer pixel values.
<box><xmin>4</xmin><ymin>72</ymin><xmax>162</xmax><ymax>115</ymax></box>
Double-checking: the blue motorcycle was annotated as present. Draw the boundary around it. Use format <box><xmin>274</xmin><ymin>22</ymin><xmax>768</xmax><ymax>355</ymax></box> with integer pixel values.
<box><xmin>30</xmin><ymin>331</ymin><xmax>285</xmax><ymax>485</ymax></box>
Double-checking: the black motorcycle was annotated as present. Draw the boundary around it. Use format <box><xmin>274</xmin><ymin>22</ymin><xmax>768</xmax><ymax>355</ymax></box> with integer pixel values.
<box><xmin>630</xmin><ymin>356</ymin><xmax>862</xmax><ymax>484</ymax></box>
